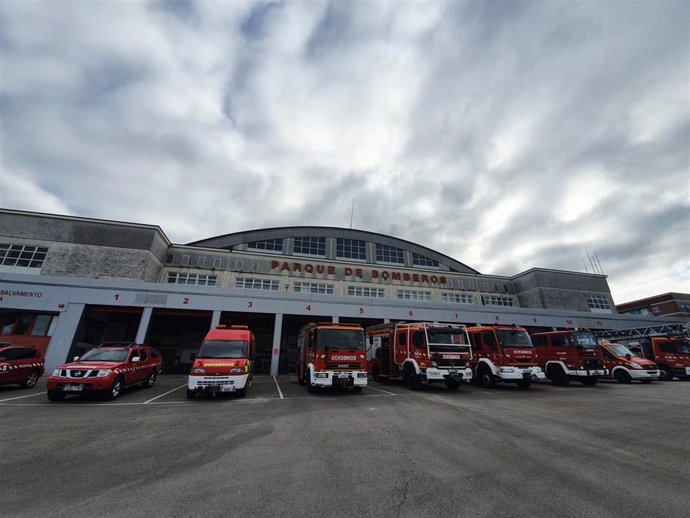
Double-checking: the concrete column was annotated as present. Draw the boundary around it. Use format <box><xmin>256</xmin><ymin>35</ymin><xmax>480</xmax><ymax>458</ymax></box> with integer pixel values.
<box><xmin>135</xmin><ymin>307</ymin><xmax>153</xmax><ymax>344</ymax></box>
<box><xmin>270</xmin><ymin>313</ymin><xmax>283</xmax><ymax>377</ymax></box>
<box><xmin>44</xmin><ymin>303</ymin><xmax>85</xmax><ymax>372</ymax></box>
<box><xmin>332</xmin><ymin>315</ymin><xmax>339</xmax><ymax>323</ymax></box>
<box><xmin>210</xmin><ymin>310</ymin><xmax>221</xmax><ymax>329</ymax></box>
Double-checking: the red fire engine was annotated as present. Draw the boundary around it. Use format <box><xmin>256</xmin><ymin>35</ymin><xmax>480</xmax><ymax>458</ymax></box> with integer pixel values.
<box><xmin>530</xmin><ymin>329</ymin><xmax>606</xmax><ymax>386</ymax></box>
<box><xmin>296</xmin><ymin>322</ymin><xmax>368</xmax><ymax>393</ymax></box>
<box><xmin>187</xmin><ymin>325</ymin><xmax>256</xmax><ymax>398</ymax></box>
<box><xmin>466</xmin><ymin>324</ymin><xmax>545</xmax><ymax>389</ymax></box>
<box><xmin>594</xmin><ymin>323</ymin><xmax>690</xmax><ymax>381</ymax></box>
<box><xmin>366</xmin><ymin>322</ymin><xmax>472</xmax><ymax>390</ymax></box>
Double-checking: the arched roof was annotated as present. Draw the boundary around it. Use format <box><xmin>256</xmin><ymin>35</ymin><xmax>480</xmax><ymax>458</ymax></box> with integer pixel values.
<box><xmin>187</xmin><ymin>226</ymin><xmax>480</xmax><ymax>274</ymax></box>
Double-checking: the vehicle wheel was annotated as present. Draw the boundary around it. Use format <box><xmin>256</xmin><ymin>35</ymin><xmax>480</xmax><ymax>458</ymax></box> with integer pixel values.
<box><xmin>306</xmin><ymin>371</ymin><xmax>318</xmax><ymax>394</ymax></box>
<box><xmin>352</xmin><ymin>386</ymin><xmax>363</xmax><ymax>393</ymax></box>
<box><xmin>548</xmin><ymin>366</ymin><xmax>570</xmax><ymax>386</ymax></box>
<box><xmin>373</xmin><ymin>366</ymin><xmax>383</xmax><ymax>383</ymax></box>
<box><xmin>580</xmin><ymin>377</ymin><xmax>598</xmax><ymax>386</ymax></box>
<box><xmin>403</xmin><ymin>365</ymin><xmax>421</xmax><ymax>391</ymax></box>
<box><xmin>516</xmin><ymin>379</ymin><xmax>531</xmax><ymax>389</ymax></box>
<box><xmin>614</xmin><ymin>370</ymin><xmax>632</xmax><ymax>384</ymax></box>
<box><xmin>186</xmin><ymin>389</ymin><xmax>196</xmax><ymax>399</ymax></box>
<box><xmin>143</xmin><ymin>369</ymin><xmax>157</xmax><ymax>388</ymax></box>
<box><xmin>659</xmin><ymin>365</ymin><xmax>674</xmax><ymax>381</ymax></box>
<box><xmin>236</xmin><ymin>388</ymin><xmax>247</xmax><ymax>398</ymax></box>
<box><xmin>640</xmin><ymin>379</ymin><xmax>653</xmax><ymax>384</ymax></box>
<box><xmin>478</xmin><ymin>366</ymin><xmax>496</xmax><ymax>388</ymax></box>
<box><xmin>47</xmin><ymin>391</ymin><xmax>65</xmax><ymax>401</ymax></box>
<box><xmin>445</xmin><ymin>379</ymin><xmax>461</xmax><ymax>390</ymax></box>
<box><xmin>104</xmin><ymin>376</ymin><xmax>123</xmax><ymax>401</ymax></box>
<box><xmin>21</xmin><ymin>369</ymin><xmax>40</xmax><ymax>389</ymax></box>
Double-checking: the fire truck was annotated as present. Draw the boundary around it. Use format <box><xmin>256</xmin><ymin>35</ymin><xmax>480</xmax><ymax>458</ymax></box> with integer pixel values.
<box><xmin>597</xmin><ymin>340</ymin><xmax>660</xmax><ymax>383</ymax></box>
<box><xmin>466</xmin><ymin>325</ymin><xmax>545</xmax><ymax>389</ymax></box>
<box><xmin>530</xmin><ymin>329</ymin><xmax>606</xmax><ymax>386</ymax></box>
<box><xmin>594</xmin><ymin>323</ymin><xmax>690</xmax><ymax>381</ymax></box>
<box><xmin>366</xmin><ymin>322</ymin><xmax>472</xmax><ymax>391</ymax></box>
<box><xmin>187</xmin><ymin>325</ymin><xmax>256</xmax><ymax>399</ymax></box>
<box><xmin>296</xmin><ymin>322</ymin><xmax>368</xmax><ymax>393</ymax></box>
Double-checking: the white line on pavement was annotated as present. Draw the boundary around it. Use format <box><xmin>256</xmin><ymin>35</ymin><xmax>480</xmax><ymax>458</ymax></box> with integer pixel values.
<box><xmin>0</xmin><ymin>391</ymin><xmax>45</xmax><ymax>402</ymax></box>
<box><xmin>366</xmin><ymin>385</ymin><xmax>397</xmax><ymax>396</ymax></box>
<box><xmin>143</xmin><ymin>383</ymin><xmax>188</xmax><ymax>404</ymax></box>
<box><xmin>273</xmin><ymin>376</ymin><xmax>284</xmax><ymax>399</ymax></box>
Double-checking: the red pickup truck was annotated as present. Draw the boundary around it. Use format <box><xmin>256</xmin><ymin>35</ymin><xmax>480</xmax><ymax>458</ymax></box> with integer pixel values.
<box><xmin>46</xmin><ymin>342</ymin><xmax>162</xmax><ymax>401</ymax></box>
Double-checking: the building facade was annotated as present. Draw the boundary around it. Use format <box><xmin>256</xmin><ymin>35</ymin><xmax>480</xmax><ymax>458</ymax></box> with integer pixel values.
<box><xmin>0</xmin><ymin>209</ymin><xmax>680</xmax><ymax>374</ymax></box>
<box><xmin>616</xmin><ymin>293</ymin><xmax>690</xmax><ymax>319</ymax></box>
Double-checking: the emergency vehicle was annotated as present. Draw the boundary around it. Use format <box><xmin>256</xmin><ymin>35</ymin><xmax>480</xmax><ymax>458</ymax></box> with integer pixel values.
<box><xmin>296</xmin><ymin>322</ymin><xmax>367</xmax><ymax>393</ymax></box>
<box><xmin>530</xmin><ymin>330</ymin><xmax>606</xmax><ymax>386</ymax></box>
<box><xmin>594</xmin><ymin>324</ymin><xmax>690</xmax><ymax>381</ymax></box>
<box><xmin>0</xmin><ymin>343</ymin><xmax>44</xmax><ymax>389</ymax></box>
<box><xmin>187</xmin><ymin>325</ymin><xmax>256</xmax><ymax>398</ymax></box>
<box><xmin>597</xmin><ymin>340</ymin><xmax>660</xmax><ymax>383</ymax></box>
<box><xmin>46</xmin><ymin>342</ymin><xmax>162</xmax><ymax>401</ymax></box>
<box><xmin>466</xmin><ymin>325</ymin><xmax>545</xmax><ymax>389</ymax></box>
<box><xmin>366</xmin><ymin>322</ymin><xmax>472</xmax><ymax>390</ymax></box>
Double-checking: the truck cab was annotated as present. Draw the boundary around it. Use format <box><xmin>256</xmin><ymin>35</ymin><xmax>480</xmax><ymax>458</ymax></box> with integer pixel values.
<box><xmin>187</xmin><ymin>325</ymin><xmax>256</xmax><ymax>398</ymax></box>
<box><xmin>626</xmin><ymin>336</ymin><xmax>690</xmax><ymax>381</ymax></box>
<box><xmin>466</xmin><ymin>325</ymin><xmax>545</xmax><ymax>389</ymax></box>
<box><xmin>531</xmin><ymin>330</ymin><xmax>606</xmax><ymax>386</ymax></box>
<box><xmin>598</xmin><ymin>340</ymin><xmax>660</xmax><ymax>383</ymax></box>
<box><xmin>366</xmin><ymin>322</ymin><xmax>472</xmax><ymax>391</ymax></box>
<box><xmin>297</xmin><ymin>322</ymin><xmax>367</xmax><ymax>393</ymax></box>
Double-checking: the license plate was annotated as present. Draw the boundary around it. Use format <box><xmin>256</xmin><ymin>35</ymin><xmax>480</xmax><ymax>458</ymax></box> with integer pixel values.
<box><xmin>219</xmin><ymin>385</ymin><xmax>233</xmax><ymax>392</ymax></box>
<box><xmin>63</xmin><ymin>384</ymin><xmax>83</xmax><ymax>392</ymax></box>
<box><xmin>448</xmin><ymin>370</ymin><xmax>457</xmax><ymax>374</ymax></box>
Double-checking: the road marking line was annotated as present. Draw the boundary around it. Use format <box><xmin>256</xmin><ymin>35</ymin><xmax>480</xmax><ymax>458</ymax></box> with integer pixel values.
<box><xmin>273</xmin><ymin>376</ymin><xmax>284</xmax><ymax>399</ymax></box>
<box><xmin>0</xmin><ymin>391</ymin><xmax>45</xmax><ymax>402</ymax></box>
<box><xmin>366</xmin><ymin>385</ymin><xmax>396</xmax><ymax>395</ymax></box>
<box><xmin>143</xmin><ymin>383</ymin><xmax>187</xmax><ymax>404</ymax></box>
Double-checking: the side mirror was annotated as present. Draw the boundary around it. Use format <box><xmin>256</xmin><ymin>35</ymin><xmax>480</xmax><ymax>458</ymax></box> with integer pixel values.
<box><xmin>625</xmin><ymin>353</ymin><xmax>631</xmax><ymax>359</ymax></box>
<box><xmin>131</xmin><ymin>356</ymin><xmax>141</xmax><ymax>363</ymax></box>
<box><xmin>73</xmin><ymin>356</ymin><xmax>80</xmax><ymax>361</ymax></box>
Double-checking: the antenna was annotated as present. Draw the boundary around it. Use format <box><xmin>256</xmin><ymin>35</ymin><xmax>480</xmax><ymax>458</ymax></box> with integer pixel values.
<box><xmin>582</xmin><ymin>257</ymin><xmax>589</xmax><ymax>274</ymax></box>
<box><xmin>349</xmin><ymin>198</ymin><xmax>355</xmax><ymax>229</ymax></box>
<box><xmin>593</xmin><ymin>250</ymin><xmax>604</xmax><ymax>275</ymax></box>
<box><xmin>586</xmin><ymin>250</ymin><xmax>597</xmax><ymax>274</ymax></box>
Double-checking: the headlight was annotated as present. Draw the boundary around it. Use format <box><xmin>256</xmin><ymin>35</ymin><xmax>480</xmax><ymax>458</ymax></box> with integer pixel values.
<box><xmin>629</xmin><ymin>363</ymin><xmax>642</xmax><ymax>369</ymax></box>
<box><xmin>229</xmin><ymin>367</ymin><xmax>244</xmax><ymax>374</ymax></box>
<box><xmin>52</xmin><ymin>369</ymin><xmax>62</xmax><ymax>376</ymax></box>
<box><xmin>315</xmin><ymin>373</ymin><xmax>329</xmax><ymax>378</ymax></box>
<box><xmin>96</xmin><ymin>369</ymin><xmax>112</xmax><ymax>377</ymax></box>
<box><xmin>430</xmin><ymin>361</ymin><xmax>437</xmax><ymax>367</ymax></box>
<box><xmin>499</xmin><ymin>367</ymin><xmax>514</xmax><ymax>373</ymax></box>
<box><xmin>191</xmin><ymin>368</ymin><xmax>205</xmax><ymax>374</ymax></box>
<box><xmin>357</xmin><ymin>372</ymin><xmax>368</xmax><ymax>378</ymax></box>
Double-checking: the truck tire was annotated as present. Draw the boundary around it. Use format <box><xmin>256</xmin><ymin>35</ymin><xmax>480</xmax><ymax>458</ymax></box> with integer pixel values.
<box><xmin>236</xmin><ymin>388</ymin><xmax>247</xmax><ymax>398</ymax></box>
<box><xmin>403</xmin><ymin>365</ymin><xmax>421</xmax><ymax>391</ymax></box>
<box><xmin>21</xmin><ymin>369</ymin><xmax>40</xmax><ymax>389</ymax></box>
<box><xmin>47</xmin><ymin>391</ymin><xmax>65</xmax><ymax>401</ymax></box>
<box><xmin>186</xmin><ymin>388</ymin><xmax>196</xmax><ymax>399</ymax></box>
<box><xmin>659</xmin><ymin>365</ymin><xmax>674</xmax><ymax>381</ymax></box>
<box><xmin>478</xmin><ymin>365</ymin><xmax>496</xmax><ymax>388</ymax></box>
<box><xmin>516</xmin><ymin>379</ymin><xmax>531</xmax><ymax>389</ymax></box>
<box><xmin>306</xmin><ymin>370</ymin><xmax>318</xmax><ymax>394</ymax></box>
<box><xmin>445</xmin><ymin>380</ymin><xmax>461</xmax><ymax>390</ymax></box>
<box><xmin>372</xmin><ymin>366</ymin><xmax>383</xmax><ymax>383</ymax></box>
<box><xmin>614</xmin><ymin>370</ymin><xmax>632</xmax><ymax>384</ymax></box>
<box><xmin>641</xmin><ymin>379</ymin><xmax>653</xmax><ymax>384</ymax></box>
<box><xmin>548</xmin><ymin>365</ymin><xmax>570</xmax><ymax>386</ymax></box>
<box><xmin>580</xmin><ymin>377</ymin><xmax>598</xmax><ymax>386</ymax></box>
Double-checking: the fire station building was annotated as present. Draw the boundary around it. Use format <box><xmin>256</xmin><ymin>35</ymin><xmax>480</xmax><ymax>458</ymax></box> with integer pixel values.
<box><xmin>0</xmin><ymin>209</ymin><xmax>675</xmax><ymax>374</ymax></box>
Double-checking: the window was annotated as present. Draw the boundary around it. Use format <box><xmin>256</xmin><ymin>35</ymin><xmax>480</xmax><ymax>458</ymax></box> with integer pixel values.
<box><xmin>235</xmin><ymin>278</ymin><xmax>279</xmax><ymax>291</ymax></box>
<box><xmin>376</xmin><ymin>244</ymin><xmax>404</xmax><ymax>265</ymax></box>
<box><xmin>293</xmin><ymin>237</ymin><xmax>326</xmax><ymax>257</ymax></box>
<box><xmin>0</xmin><ymin>244</ymin><xmax>48</xmax><ymax>272</ymax></box>
<box><xmin>441</xmin><ymin>293</ymin><xmax>474</xmax><ymax>304</ymax></box>
<box><xmin>247</xmin><ymin>239</ymin><xmax>283</xmax><ymax>253</ymax></box>
<box><xmin>586</xmin><ymin>295</ymin><xmax>611</xmax><ymax>312</ymax></box>
<box><xmin>293</xmin><ymin>282</ymin><xmax>334</xmax><ymax>295</ymax></box>
<box><xmin>197</xmin><ymin>257</ymin><xmax>206</xmax><ymax>267</ymax></box>
<box><xmin>336</xmin><ymin>238</ymin><xmax>367</xmax><ymax>260</ymax></box>
<box><xmin>181</xmin><ymin>255</ymin><xmax>190</xmax><ymax>266</ymax></box>
<box><xmin>483</xmin><ymin>295</ymin><xmax>514</xmax><ymax>306</ymax></box>
<box><xmin>213</xmin><ymin>258</ymin><xmax>222</xmax><ymax>269</ymax></box>
<box><xmin>167</xmin><ymin>272</ymin><xmax>217</xmax><ymax>286</ymax></box>
<box><xmin>396</xmin><ymin>290</ymin><xmax>431</xmax><ymax>301</ymax></box>
<box><xmin>30</xmin><ymin>315</ymin><xmax>53</xmax><ymax>336</ymax></box>
<box><xmin>411</xmin><ymin>253</ymin><xmax>439</xmax><ymax>268</ymax></box>
<box><xmin>347</xmin><ymin>286</ymin><xmax>385</xmax><ymax>298</ymax></box>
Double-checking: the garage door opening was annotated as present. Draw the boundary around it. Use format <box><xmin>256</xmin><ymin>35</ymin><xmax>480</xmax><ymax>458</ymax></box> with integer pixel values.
<box><xmin>146</xmin><ymin>309</ymin><xmax>212</xmax><ymax>374</ymax></box>
<box><xmin>69</xmin><ymin>306</ymin><xmax>143</xmax><ymax>360</ymax></box>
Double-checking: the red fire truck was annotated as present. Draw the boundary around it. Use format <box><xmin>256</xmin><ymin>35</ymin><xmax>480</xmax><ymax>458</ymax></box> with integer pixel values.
<box><xmin>296</xmin><ymin>322</ymin><xmax>368</xmax><ymax>393</ymax></box>
<box><xmin>594</xmin><ymin>324</ymin><xmax>690</xmax><ymax>381</ymax></box>
<box><xmin>466</xmin><ymin>324</ymin><xmax>545</xmax><ymax>389</ymax></box>
<box><xmin>530</xmin><ymin>329</ymin><xmax>606</xmax><ymax>386</ymax></box>
<box><xmin>597</xmin><ymin>340</ymin><xmax>660</xmax><ymax>383</ymax></box>
<box><xmin>187</xmin><ymin>325</ymin><xmax>256</xmax><ymax>398</ymax></box>
<box><xmin>366</xmin><ymin>322</ymin><xmax>472</xmax><ymax>390</ymax></box>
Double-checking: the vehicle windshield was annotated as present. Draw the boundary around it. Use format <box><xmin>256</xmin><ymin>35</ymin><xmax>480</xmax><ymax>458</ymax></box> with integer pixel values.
<box><xmin>318</xmin><ymin>329</ymin><xmax>365</xmax><ymax>350</ymax></box>
<box><xmin>497</xmin><ymin>329</ymin><xmax>533</xmax><ymax>348</ymax></box>
<box><xmin>79</xmin><ymin>348</ymin><xmax>129</xmax><ymax>362</ymax></box>
<box><xmin>607</xmin><ymin>343</ymin><xmax>635</xmax><ymax>357</ymax></box>
<box><xmin>571</xmin><ymin>332</ymin><xmax>598</xmax><ymax>349</ymax></box>
<box><xmin>198</xmin><ymin>340</ymin><xmax>247</xmax><ymax>359</ymax></box>
<box><xmin>427</xmin><ymin>329</ymin><xmax>468</xmax><ymax>352</ymax></box>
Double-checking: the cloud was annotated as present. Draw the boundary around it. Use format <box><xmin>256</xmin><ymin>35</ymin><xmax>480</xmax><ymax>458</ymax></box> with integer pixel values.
<box><xmin>0</xmin><ymin>0</ymin><xmax>688</xmax><ymax>304</ymax></box>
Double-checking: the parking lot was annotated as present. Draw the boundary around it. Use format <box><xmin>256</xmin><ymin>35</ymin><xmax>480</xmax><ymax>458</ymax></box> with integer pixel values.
<box><xmin>1</xmin><ymin>376</ymin><xmax>689</xmax><ymax>517</ymax></box>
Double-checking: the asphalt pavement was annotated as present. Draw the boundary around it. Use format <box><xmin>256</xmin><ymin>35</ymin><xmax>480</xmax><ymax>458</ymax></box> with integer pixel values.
<box><xmin>1</xmin><ymin>375</ymin><xmax>689</xmax><ymax>518</ymax></box>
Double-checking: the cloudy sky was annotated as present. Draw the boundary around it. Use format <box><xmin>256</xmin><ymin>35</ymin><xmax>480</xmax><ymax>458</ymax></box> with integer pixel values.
<box><xmin>0</xmin><ymin>0</ymin><xmax>688</xmax><ymax>304</ymax></box>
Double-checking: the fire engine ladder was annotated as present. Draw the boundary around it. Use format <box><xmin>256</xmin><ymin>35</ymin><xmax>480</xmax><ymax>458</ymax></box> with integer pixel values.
<box><xmin>593</xmin><ymin>323</ymin><xmax>690</xmax><ymax>341</ymax></box>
